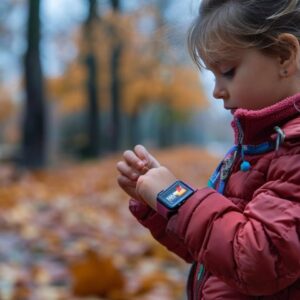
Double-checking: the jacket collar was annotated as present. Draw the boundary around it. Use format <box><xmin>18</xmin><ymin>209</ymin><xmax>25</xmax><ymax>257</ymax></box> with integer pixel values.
<box><xmin>232</xmin><ymin>93</ymin><xmax>300</xmax><ymax>145</ymax></box>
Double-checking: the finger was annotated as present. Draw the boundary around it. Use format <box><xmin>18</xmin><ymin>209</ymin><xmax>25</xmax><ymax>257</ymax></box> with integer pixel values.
<box><xmin>134</xmin><ymin>145</ymin><xmax>160</xmax><ymax>168</ymax></box>
<box><xmin>118</xmin><ymin>175</ymin><xmax>143</xmax><ymax>202</ymax></box>
<box><xmin>116</xmin><ymin>161</ymin><xmax>139</xmax><ymax>181</ymax></box>
<box><xmin>123</xmin><ymin>150</ymin><xmax>145</xmax><ymax>170</ymax></box>
<box><xmin>134</xmin><ymin>145</ymin><xmax>149</xmax><ymax>164</ymax></box>
<box><xmin>117</xmin><ymin>175</ymin><xmax>137</xmax><ymax>188</ymax></box>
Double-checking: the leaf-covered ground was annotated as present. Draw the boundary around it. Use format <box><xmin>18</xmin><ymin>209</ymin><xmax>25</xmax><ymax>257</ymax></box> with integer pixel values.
<box><xmin>0</xmin><ymin>146</ymin><xmax>218</xmax><ymax>300</ymax></box>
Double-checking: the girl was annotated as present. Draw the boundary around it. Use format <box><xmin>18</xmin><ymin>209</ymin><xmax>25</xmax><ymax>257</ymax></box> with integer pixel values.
<box><xmin>117</xmin><ymin>0</ymin><xmax>300</xmax><ymax>299</ymax></box>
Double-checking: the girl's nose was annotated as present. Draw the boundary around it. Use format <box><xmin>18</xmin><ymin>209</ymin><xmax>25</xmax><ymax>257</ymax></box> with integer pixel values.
<box><xmin>213</xmin><ymin>83</ymin><xmax>228</xmax><ymax>100</ymax></box>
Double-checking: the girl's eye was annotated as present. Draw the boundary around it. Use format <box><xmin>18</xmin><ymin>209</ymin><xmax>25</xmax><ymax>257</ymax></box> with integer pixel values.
<box><xmin>222</xmin><ymin>68</ymin><xmax>235</xmax><ymax>79</ymax></box>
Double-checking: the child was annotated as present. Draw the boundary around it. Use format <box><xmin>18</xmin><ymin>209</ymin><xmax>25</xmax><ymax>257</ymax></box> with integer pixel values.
<box><xmin>117</xmin><ymin>0</ymin><xmax>300</xmax><ymax>299</ymax></box>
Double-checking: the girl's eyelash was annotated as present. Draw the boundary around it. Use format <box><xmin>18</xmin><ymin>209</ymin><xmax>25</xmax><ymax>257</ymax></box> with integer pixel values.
<box><xmin>222</xmin><ymin>68</ymin><xmax>235</xmax><ymax>78</ymax></box>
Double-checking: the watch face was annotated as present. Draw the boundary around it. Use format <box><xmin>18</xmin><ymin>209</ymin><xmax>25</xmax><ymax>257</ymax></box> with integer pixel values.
<box><xmin>157</xmin><ymin>181</ymin><xmax>194</xmax><ymax>209</ymax></box>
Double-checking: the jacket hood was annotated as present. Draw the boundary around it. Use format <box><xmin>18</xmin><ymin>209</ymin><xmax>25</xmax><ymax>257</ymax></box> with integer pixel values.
<box><xmin>232</xmin><ymin>93</ymin><xmax>300</xmax><ymax>145</ymax></box>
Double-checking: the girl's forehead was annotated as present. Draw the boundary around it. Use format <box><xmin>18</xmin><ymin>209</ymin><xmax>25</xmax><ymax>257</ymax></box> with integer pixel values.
<box><xmin>197</xmin><ymin>26</ymin><xmax>247</xmax><ymax>61</ymax></box>
<box><xmin>200</xmin><ymin>47</ymin><xmax>243</xmax><ymax>68</ymax></box>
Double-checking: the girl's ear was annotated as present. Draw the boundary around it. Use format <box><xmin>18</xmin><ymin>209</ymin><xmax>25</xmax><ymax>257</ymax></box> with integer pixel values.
<box><xmin>277</xmin><ymin>33</ymin><xmax>300</xmax><ymax>77</ymax></box>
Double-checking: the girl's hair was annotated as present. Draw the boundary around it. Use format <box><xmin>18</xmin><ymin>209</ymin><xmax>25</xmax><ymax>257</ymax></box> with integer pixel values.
<box><xmin>188</xmin><ymin>0</ymin><xmax>300</xmax><ymax>69</ymax></box>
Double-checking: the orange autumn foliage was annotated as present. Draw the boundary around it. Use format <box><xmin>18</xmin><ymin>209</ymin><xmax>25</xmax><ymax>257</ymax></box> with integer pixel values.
<box><xmin>11</xmin><ymin>280</ymin><xmax>31</xmax><ymax>300</ymax></box>
<box><xmin>46</xmin><ymin>6</ymin><xmax>207</xmax><ymax>117</ymax></box>
<box><xmin>70</xmin><ymin>249</ymin><xmax>125</xmax><ymax>297</ymax></box>
<box><xmin>0</xmin><ymin>88</ymin><xmax>15</xmax><ymax>121</ymax></box>
<box><xmin>0</xmin><ymin>147</ymin><xmax>219</xmax><ymax>299</ymax></box>
<box><xmin>47</xmin><ymin>62</ymin><xmax>87</xmax><ymax>114</ymax></box>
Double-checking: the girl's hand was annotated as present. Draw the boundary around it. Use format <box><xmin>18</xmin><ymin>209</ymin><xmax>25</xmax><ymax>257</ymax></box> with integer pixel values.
<box><xmin>116</xmin><ymin>145</ymin><xmax>160</xmax><ymax>201</ymax></box>
<box><xmin>136</xmin><ymin>166</ymin><xmax>177</xmax><ymax>210</ymax></box>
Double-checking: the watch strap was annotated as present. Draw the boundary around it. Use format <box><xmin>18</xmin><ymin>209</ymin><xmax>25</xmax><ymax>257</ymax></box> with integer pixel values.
<box><xmin>157</xmin><ymin>200</ymin><xmax>173</xmax><ymax>219</ymax></box>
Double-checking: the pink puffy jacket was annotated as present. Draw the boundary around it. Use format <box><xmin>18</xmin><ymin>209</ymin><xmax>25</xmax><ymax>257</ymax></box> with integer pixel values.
<box><xmin>129</xmin><ymin>93</ymin><xmax>300</xmax><ymax>299</ymax></box>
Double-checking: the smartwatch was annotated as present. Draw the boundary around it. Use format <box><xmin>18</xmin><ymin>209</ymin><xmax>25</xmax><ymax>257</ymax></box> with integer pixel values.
<box><xmin>157</xmin><ymin>180</ymin><xmax>195</xmax><ymax>218</ymax></box>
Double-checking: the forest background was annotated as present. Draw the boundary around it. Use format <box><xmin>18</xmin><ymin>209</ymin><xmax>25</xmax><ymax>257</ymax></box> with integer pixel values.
<box><xmin>0</xmin><ymin>0</ymin><xmax>233</xmax><ymax>165</ymax></box>
<box><xmin>0</xmin><ymin>0</ymin><xmax>232</xmax><ymax>299</ymax></box>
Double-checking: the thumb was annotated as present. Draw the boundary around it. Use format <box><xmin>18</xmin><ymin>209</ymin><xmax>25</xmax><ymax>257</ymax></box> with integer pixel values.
<box><xmin>134</xmin><ymin>145</ymin><xmax>160</xmax><ymax>169</ymax></box>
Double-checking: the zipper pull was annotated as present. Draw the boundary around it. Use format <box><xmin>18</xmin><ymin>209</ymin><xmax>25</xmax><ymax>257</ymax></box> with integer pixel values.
<box><xmin>197</xmin><ymin>264</ymin><xmax>205</xmax><ymax>281</ymax></box>
<box><xmin>195</xmin><ymin>264</ymin><xmax>206</xmax><ymax>299</ymax></box>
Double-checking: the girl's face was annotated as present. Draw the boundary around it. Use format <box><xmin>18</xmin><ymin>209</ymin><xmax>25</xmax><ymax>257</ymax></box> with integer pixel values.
<box><xmin>206</xmin><ymin>48</ymin><xmax>299</xmax><ymax>111</ymax></box>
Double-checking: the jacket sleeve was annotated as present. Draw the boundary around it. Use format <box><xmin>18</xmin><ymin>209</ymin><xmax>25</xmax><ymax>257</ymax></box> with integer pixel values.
<box><xmin>129</xmin><ymin>198</ymin><xmax>193</xmax><ymax>262</ymax></box>
<box><xmin>166</xmin><ymin>154</ymin><xmax>300</xmax><ymax>296</ymax></box>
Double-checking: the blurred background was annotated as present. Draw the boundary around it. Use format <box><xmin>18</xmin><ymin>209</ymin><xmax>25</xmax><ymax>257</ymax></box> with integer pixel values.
<box><xmin>0</xmin><ymin>0</ymin><xmax>233</xmax><ymax>299</ymax></box>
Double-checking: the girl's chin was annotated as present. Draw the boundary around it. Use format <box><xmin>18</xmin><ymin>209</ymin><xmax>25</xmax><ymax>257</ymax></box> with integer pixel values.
<box><xmin>224</xmin><ymin>106</ymin><xmax>237</xmax><ymax>112</ymax></box>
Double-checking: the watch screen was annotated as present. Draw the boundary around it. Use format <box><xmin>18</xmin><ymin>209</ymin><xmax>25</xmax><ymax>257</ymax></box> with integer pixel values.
<box><xmin>157</xmin><ymin>181</ymin><xmax>194</xmax><ymax>209</ymax></box>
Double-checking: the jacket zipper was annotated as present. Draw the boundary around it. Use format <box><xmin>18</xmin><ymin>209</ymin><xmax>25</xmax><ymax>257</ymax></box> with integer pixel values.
<box><xmin>195</xmin><ymin>263</ymin><xmax>207</xmax><ymax>299</ymax></box>
<box><xmin>187</xmin><ymin>263</ymin><xmax>197</xmax><ymax>299</ymax></box>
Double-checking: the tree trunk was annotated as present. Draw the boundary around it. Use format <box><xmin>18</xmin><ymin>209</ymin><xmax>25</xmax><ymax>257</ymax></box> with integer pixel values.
<box><xmin>109</xmin><ymin>0</ymin><xmax>122</xmax><ymax>151</ymax></box>
<box><xmin>21</xmin><ymin>0</ymin><xmax>46</xmax><ymax>169</ymax></box>
<box><xmin>128</xmin><ymin>106</ymin><xmax>140</xmax><ymax>147</ymax></box>
<box><xmin>84</xmin><ymin>0</ymin><xmax>101</xmax><ymax>157</ymax></box>
<box><xmin>110</xmin><ymin>42</ymin><xmax>122</xmax><ymax>151</ymax></box>
<box><xmin>110</xmin><ymin>0</ymin><xmax>120</xmax><ymax>11</ymax></box>
<box><xmin>158</xmin><ymin>103</ymin><xmax>173</xmax><ymax>148</ymax></box>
